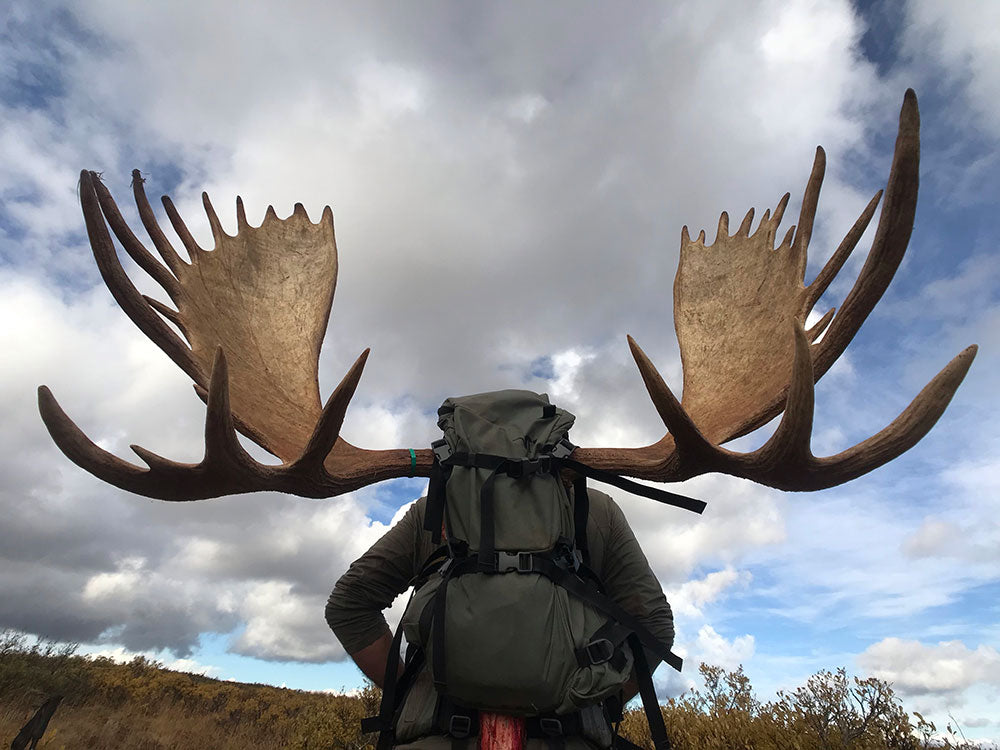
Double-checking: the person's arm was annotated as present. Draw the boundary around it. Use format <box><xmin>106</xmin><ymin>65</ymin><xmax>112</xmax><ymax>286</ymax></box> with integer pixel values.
<box><xmin>325</xmin><ymin>500</ymin><xmax>425</xmax><ymax>684</ymax></box>
<box><xmin>349</xmin><ymin>631</ymin><xmax>399</xmax><ymax>688</ymax></box>
<box><xmin>595</xmin><ymin>494</ymin><xmax>675</xmax><ymax>701</ymax></box>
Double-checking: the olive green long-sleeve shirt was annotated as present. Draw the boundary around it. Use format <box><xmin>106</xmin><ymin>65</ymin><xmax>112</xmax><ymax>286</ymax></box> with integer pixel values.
<box><xmin>326</xmin><ymin>488</ymin><xmax>673</xmax><ymax>660</ymax></box>
<box><xmin>326</xmin><ymin>488</ymin><xmax>673</xmax><ymax>748</ymax></box>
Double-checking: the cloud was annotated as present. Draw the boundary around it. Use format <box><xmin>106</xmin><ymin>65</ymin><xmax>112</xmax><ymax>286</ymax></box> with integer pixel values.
<box><xmin>858</xmin><ymin>638</ymin><xmax>1000</xmax><ymax>699</ymax></box>
<box><xmin>692</xmin><ymin>625</ymin><xmax>756</xmax><ymax>672</ymax></box>
<box><xmin>231</xmin><ymin>581</ymin><xmax>343</xmax><ymax>663</ymax></box>
<box><xmin>668</xmin><ymin>567</ymin><xmax>753</xmax><ymax>618</ymax></box>
<box><xmin>78</xmin><ymin>642</ymin><xmax>221</xmax><ymax>678</ymax></box>
<box><xmin>903</xmin><ymin>0</ymin><xmax>1000</xmax><ymax>141</ymax></box>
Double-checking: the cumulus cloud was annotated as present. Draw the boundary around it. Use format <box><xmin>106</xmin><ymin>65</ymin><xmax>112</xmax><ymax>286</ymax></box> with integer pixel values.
<box><xmin>903</xmin><ymin>0</ymin><xmax>1000</xmax><ymax>140</ymax></box>
<box><xmin>78</xmin><ymin>643</ymin><xmax>221</xmax><ymax>678</ymax></box>
<box><xmin>692</xmin><ymin>625</ymin><xmax>756</xmax><ymax>672</ymax></box>
<box><xmin>668</xmin><ymin>568</ymin><xmax>753</xmax><ymax>618</ymax></box>
<box><xmin>858</xmin><ymin>638</ymin><xmax>1000</xmax><ymax>699</ymax></box>
<box><xmin>231</xmin><ymin>581</ymin><xmax>342</xmax><ymax>663</ymax></box>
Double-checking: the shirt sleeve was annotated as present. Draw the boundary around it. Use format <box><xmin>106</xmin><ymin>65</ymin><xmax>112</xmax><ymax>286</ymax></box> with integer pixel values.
<box><xmin>325</xmin><ymin>500</ymin><xmax>424</xmax><ymax>655</ymax></box>
<box><xmin>596</xmin><ymin>494</ymin><xmax>675</xmax><ymax>653</ymax></box>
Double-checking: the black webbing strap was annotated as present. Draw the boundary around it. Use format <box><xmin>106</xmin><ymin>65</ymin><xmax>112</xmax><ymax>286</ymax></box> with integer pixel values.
<box><xmin>449</xmin><ymin>452</ymin><xmax>546</xmax><ymax>474</ymax></box>
<box><xmin>431</xmin><ymin>563</ymin><xmax>456</xmax><ymax>691</ymax></box>
<box><xmin>526</xmin><ymin>712</ymin><xmax>580</xmax><ymax>750</ymax></box>
<box><xmin>476</xmin><ymin>463</ymin><xmax>505</xmax><ymax>570</ymax></box>
<box><xmin>361</xmin><ymin>610</ymin><xmax>408</xmax><ymax>750</ymax></box>
<box><xmin>630</xmin><ymin>632</ymin><xmax>672</xmax><ymax>750</ymax></box>
<box><xmin>428</xmin><ymin>557</ymin><xmax>479</xmax><ymax>692</ymax></box>
<box><xmin>424</xmin><ymin>457</ymin><xmax>451</xmax><ymax>544</ymax></box>
<box><xmin>561</xmin><ymin>458</ymin><xmax>706</xmax><ymax>515</ymax></box>
<box><xmin>410</xmin><ymin>545</ymin><xmax>450</xmax><ymax>588</ymax></box>
<box><xmin>573</xmin><ymin>477</ymin><xmax>590</xmax><ymax>565</ymax></box>
<box><xmin>445</xmin><ymin>451</ymin><xmax>705</xmax><ymax>515</ymax></box>
<box><xmin>614</xmin><ymin>735</ymin><xmax>654</xmax><ymax>750</ymax></box>
<box><xmin>531</xmin><ymin>556</ymin><xmax>683</xmax><ymax>672</ymax></box>
<box><xmin>435</xmin><ymin>695</ymin><xmax>479</xmax><ymax>739</ymax></box>
<box><xmin>525</xmin><ymin>712</ymin><xmax>583</xmax><ymax>738</ymax></box>
<box><xmin>575</xmin><ymin>619</ymin><xmax>632</xmax><ymax>670</ymax></box>
<box><xmin>361</xmin><ymin>642</ymin><xmax>427</xmax><ymax>743</ymax></box>
<box><xmin>431</xmin><ymin>451</ymin><xmax>551</xmax><ymax>572</ymax></box>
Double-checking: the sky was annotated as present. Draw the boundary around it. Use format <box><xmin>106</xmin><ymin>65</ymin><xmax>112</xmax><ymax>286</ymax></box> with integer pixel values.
<box><xmin>1</xmin><ymin>0</ymin><xmax>998</xmax><ymax>742</ymax></box>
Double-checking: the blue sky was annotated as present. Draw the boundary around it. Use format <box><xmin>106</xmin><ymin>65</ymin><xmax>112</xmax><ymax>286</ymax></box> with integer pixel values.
<box><xmin>1</xmin><ymin>0</ymin><xmax>998</xmax><ymax>743</ymax></box>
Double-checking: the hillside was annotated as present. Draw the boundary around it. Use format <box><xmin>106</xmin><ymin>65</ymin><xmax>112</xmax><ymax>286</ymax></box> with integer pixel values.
<box><xmin>0</xmin><ymin>631</ymin><xmax>985</xmax><ymax>749</ymax></box>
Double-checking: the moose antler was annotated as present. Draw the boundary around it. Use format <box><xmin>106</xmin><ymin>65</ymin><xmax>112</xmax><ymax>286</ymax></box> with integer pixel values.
<box><xmin>39</xmin><ymin>89</ymin><xmax>975</xmax><ymax>500</ymax></box>
<box><xmin>574</xmin><ymin>89</ymin><xmax>976</xmax><ymax>489</ymax></box>
<box><xmin>38</xmin><ymin>170</ymin><xmax>432</xmax><ymax>500</ymax></box>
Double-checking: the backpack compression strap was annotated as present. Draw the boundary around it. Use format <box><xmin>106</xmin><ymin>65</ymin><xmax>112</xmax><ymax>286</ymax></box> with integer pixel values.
<box><xmin>425</xmin><ymin>439</ymin><xmax>706</xmax><ymax>522</ymax></box>
<box><xmin>423</xmin><ymin>440</ymin><xmax>706</xmax><ymax>566</ymax></box>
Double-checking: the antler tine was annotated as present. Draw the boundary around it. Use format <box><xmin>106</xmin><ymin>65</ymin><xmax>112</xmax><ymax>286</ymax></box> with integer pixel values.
<box><xmin>752</xmin><ymin>322</ymin><xmax>816</xmax><ymax>468</ymax></box>
<box><xmin>806</xmin><ymin>308</ymin><xmax>834</xmax><ymax>343</ymax></box>
<box><xmin>38</xmin><ymin>385</ymin><xmax>153</xmax><ymax>491</ymax></box>
<box><xmin>37</xmin><ymin>352</ymin><xmax>261</xmax><ymax>502</ymax></box>
<box><xmin>91</xmin><ymin>173</ymin><xmax>181</xmax><ymax>301</ymax></box>
<box><xmin>161</xmin><ymin>194</ymin><xmax>204</xmax><ymax>257</ymax></box>
<box><xmin>625</xmin><ymin>336</ymin><xmax>717</xmax><ymax>469</ymax></box>
<box><xmin>715</xmin><ymin>212</ymin><xmax>729</xmax><ymax>243</ymax></box>
<box><xmin>203</xmin><ymin>192</ymin><xmax>229</xmax><ymax>246</ymax></box>
<box><xmin>144</xmin><ymin>295</ymin><xmax>186</xmax><ymax>334</ymax></box>
<box><xmin>203</xmin><ymin>347</ymin><xmax>256</xmax><ymax>468</ymax></box>
<box><xmin>791</xmin><ymin>147</ymin><xmax>825</xmax><ymax>279</ymax></box>
<box><xmin>622</xmin><ymin>325</ymin><xmax>816</xmax><ymax>481</ymax></box>
<box><xmin>80</xmin><ymin>171</ymin><xmax>205</xmax><ymax>387</ymax></box>
<box><xmin>772</xmin><ymin>192</ymin><xmax>791</xmax><ymax>231</ymax></box>
<box><xmin>812</xmin><ymin>89</ymin><xmax>920</xmax><ymax>378</ymax></box>
<box><xmin>799</xmin><ymin>345</ymin><xmax>977</xmax><ymax>488</ymax></box>
<box><xmin>615</xmin><ymin>331</ymin><xmax>977</xmax><ymax>491</ymax></box>
<box><xmin>294</xmin><ymin>349</ymin><xmax>370</xmax><ymax>471</ymax></box>
<box><xmin>131</xmin><ymin>170</ymin><xmax>189</xmax><ymax>276</ymax></box>
<box><xmin>718</xmin><ymin>339</ymin><xmax>977</xmax><ymax>491</ymax></box>
<box><xmin>39</xmin><ymin>347</ymin><xmax>433</xmax><ymax>501</ymax></box>
<box><xmin>804</xmin><ymin>189</ymin><xmax>882</xmax><ymax>313</ymax></box>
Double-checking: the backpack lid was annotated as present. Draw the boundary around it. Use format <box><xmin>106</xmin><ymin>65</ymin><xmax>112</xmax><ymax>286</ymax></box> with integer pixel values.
<box><xmin>437</xmin><ymin>390</ymin><xmax>575</xmax><ymax>460</ymax></box>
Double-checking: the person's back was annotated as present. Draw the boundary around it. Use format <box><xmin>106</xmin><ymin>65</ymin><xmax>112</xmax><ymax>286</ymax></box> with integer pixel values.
<box><xmin>327</xmin><ymin>488</ymin><xmax>674</xmax><ymax>749</ymax></box>
<box><xmin>327</xmin><ymin>389</ymin><xmax>685</xmax><ymax>750</ymax></box>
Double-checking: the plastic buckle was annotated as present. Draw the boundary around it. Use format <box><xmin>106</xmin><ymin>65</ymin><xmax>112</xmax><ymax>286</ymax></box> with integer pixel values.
<box><xmin>449</xmin><ymin>715</ymin><xmax>472</xmax><ymax>738</ymax></box>
<box><xmin>496</xmin><ymin>551</ymin><xmax>533</xmax><ymax>573</ymax></box>
<box><xmin>506</xmin><ymin>459</ymin><xmax>523</xmax><ymax>479</ymax></box>
<box><xmin>552</xmin><ymin>541</ymin><xmax>579</xmax><ymax>572</ymax></box>
<box><xmin>522</xmin><ymin>457</ymin><xmax>551</xmax><ymax>476</ymax></box>
<box><xmin>551</xmin><ymin>437</ymin><xmax>576</xmax><ymax>459</ymax></box>
<box><xmin>539</xmin><ymin>718</ymin><xmax>563</xmax><ymax>737</ymax></box>
<box><xmin>585</xmin><ymin>638</ymin><xmax>615</xmax><ymax>665</ymax></box>
<box><xmin>431</xmin><ymin>439</ymin><xmax>452</xmax><ymax>463</ymax></box>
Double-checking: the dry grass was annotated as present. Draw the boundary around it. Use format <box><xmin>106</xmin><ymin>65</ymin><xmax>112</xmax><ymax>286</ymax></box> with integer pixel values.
<box><xmin>1</xmin><ymin>699</ymin><xmax>279</xmax><ymax>749</ymax></box>
<box><xmin>2</xmin><ymin>631</ymin><xmax>988</xmax><ymax>749</ymax></box>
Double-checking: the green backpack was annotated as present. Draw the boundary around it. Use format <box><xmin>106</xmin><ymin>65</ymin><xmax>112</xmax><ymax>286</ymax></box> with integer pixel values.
<box><xmin>365</xmin><ymin>390</ymin><xmax>705</xmax><ymax>749</ymax></box>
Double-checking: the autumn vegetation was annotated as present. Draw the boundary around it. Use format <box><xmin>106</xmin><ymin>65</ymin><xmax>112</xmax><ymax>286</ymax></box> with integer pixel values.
<box><xmin>0</xmin><ymin>630</ymin><xmax>984</xmax><ymax>749</ymax></box>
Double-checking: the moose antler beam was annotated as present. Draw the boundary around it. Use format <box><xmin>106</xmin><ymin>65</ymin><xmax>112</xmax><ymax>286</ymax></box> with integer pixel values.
<box><xmin>39</xmin><ymin>90</ymin><xmax>975</xmax><ymax>500</ymax></box>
